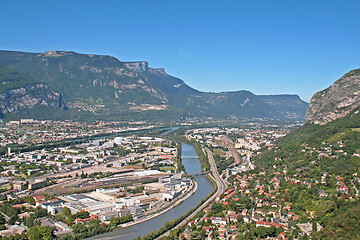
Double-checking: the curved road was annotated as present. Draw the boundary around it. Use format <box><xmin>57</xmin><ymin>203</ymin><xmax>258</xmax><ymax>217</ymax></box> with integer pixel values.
<box><xmin>158</xmin><ymin>147</ymin><xmax>227</xmax><ymax>239</ymax></box>
<box><xmin>205</xmin><ymin>147</ymin><xmax>227</xmax><ymax>194</ymax></box>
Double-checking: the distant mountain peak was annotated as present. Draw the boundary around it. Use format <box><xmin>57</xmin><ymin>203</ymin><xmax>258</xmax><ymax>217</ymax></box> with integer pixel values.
<box><xmin>124</xmin><ymin>61</ymin><xmax>149</xmax><ymax>71</ymax></box>
<box><xmin>124</xmin><ymin>61</ymin><xmax>167</xmax><ymax>76</ymax></box>
<box><xmin>39</xmin><ymin>51</ymin><xmax>77</xmax><ymax>57</ymax></box>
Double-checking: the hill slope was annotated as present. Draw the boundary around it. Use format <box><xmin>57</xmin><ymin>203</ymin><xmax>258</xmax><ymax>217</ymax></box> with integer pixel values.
<box><xmin>259</xmin><ymin>94</ymin><xmax>308</xmax><ymax>119</ymax></box>
<box><xmin>254</xmin><ymin>68</ymin><xmax>360</xmax><ymax>239</ymax></box>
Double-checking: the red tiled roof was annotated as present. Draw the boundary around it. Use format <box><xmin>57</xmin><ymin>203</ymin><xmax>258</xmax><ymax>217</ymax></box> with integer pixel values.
<box><xmin>225</xmin><ymin>189</ymin><xmax>234</xmax><ymax>195</ymax></box>
<box><xmin>256</xmin><ymin>221</ymin><xmax>288</xmax><ymax>230</ymax></box>
<box><xmin>34</xmin><ymin>196</ymin><xmax>45</xmax><ymax>201</ymax></box>
<box><xmin>224</xmin><ymin>191</ymin><xmax>235</xmax><ymax>200</ymax></box>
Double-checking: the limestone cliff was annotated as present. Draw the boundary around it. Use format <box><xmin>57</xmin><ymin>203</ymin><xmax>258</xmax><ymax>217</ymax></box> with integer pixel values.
<box><xmin>306</xmin><ymin>68</ymin><xmax>360</xmax><ymax>124</ymax></box>
<box><xmin>0</xmin><ymin>83</ymin><xmax>66</xmax><ymax>115</ymax></box>
<box><xmin>124</xmin><ymin>62</ymin><xmax>167</xmax><ymax>76</ymax></box>
<box><xmin>0</xmin><ymin>50</ymin><xmax>308</xmax><ymax>121</ymax></box>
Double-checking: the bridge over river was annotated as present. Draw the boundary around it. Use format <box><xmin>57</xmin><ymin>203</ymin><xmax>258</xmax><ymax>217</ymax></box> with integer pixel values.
<box><xmin>87</xmin><ymin>143</ymin><xmax>215</xmax><ymax>240</ymax></box>
<box><xmin>187</xmin><ymin>171</ymin><xmax>210</xmax><ymax>177</ymax></box>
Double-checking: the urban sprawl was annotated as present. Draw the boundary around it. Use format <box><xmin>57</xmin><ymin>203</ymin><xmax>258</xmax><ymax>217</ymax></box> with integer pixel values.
<box><xmin>0</xmin><ymin>120</ymin><xmax>357</xmax><ymax>240</ymax></box>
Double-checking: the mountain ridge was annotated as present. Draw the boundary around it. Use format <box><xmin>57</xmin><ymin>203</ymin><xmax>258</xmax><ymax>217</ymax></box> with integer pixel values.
<box><xmin>0</xmin><ymin>50</ymin><xmax>308</xmax><ymax>121</ymax></box>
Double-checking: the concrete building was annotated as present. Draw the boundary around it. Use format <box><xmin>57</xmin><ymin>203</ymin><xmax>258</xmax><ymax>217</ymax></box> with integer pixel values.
<box><xmin>40</xmin><ymin>199</ymin><xmax>64</xmax><ymax>215</ymax></box>
<box><xmin>118</xmin><ymin>197</ymin><xmax>134</xmax><ymax>206</ymax></box>
<box><xmin>158</xmin><ymin>176</ymin><xmax>171</xmax><ymax>184</ymax></box>
<box><xmin>118</xmin><ymin>207</ymin><xmax>131</xmax><ymax>217</ymax></box>
<box><xmin>181</xmin><ymin>178</ymin><xmax>191</xmax><ymax>186</ymax></box>
<box><xmin>13</xmin><ymin>181</ymin><xmax>26</xmax><ymax>190</ymax></box>
<box><xmin>28</xmin><ymin>179</ymin><xmax>47</xmax><ymax>190</ymax></box>
<box><xmin>84</xmin><ymin>202</ymin><xmax>115</xmax><ymax>215</ymax></box>
<box><xmin>99</xmin><ymin>211</ymin><xmax>119</xmax><ymax>221</ymax></box>
<box><xmin>211</xmin><ymin>217</ymin><xmax>227</xmax><ymax>226</ymax></box>
<box><xmin>114</xmin><ymin>201</ymin><xmax>126</xmax><ymax>210</ymax></box>
<box><xmin>55</xmin><ymin>221</ymin><xmax>71</xmax><ymax>231</ymax></box>
<box><xmin>128</xmin><ymin>205</ymin><xmax>144</xmax><ymax>219</ymax></box>
<box><xmin>162</xmin><ymin>190</ymin><xmax>182</xmax><ymax>201</ymax></box>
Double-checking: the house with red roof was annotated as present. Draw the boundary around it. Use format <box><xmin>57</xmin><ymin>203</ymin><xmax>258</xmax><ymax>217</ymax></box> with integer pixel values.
<box><xmin>75</xmin><ymin>215</ymin><xmax>98</xmax><ymax>223</ymax></box>
<box><xmin>203</xmin><ymin>226</ymin><xmax>211</xmax><ymax>233</ymax></box>
<box><xmin>224</xmin><ymin>189</ymin><xmax>234</xmax><ymax>195</ymax></box>
<box><xmin>256</xmin><ymin>221</ymin><xmax>288</xmax><ymax>230</ymax></box>
<box><xmin>210</xmin><ymin>217</ymin><xmax>227</xmax><ymax>226</ymax></box>
<box><xmin>224</xmin><ymin>191</ymin><xmax>235</xmax><ymax>200</ymax></box>
<box><xmin>277</xmin><ymin>232</ymin><xmax>287</xmax><ymax>240</ymax></box>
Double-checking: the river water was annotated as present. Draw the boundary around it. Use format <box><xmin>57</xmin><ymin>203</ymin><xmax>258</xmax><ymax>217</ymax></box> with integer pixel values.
<box><xmin>88</xmin><ymin>143</ymin><xmax>215</xmax><ymax>240</ymax></box>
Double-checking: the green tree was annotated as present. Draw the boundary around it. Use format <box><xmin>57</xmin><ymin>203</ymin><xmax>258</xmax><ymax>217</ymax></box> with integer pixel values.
<box><xmin>27</xmin><ymin>225</ymin><xmax>55</xmax><ymax>240</ymax></box>
<box><xmin>72</xmin><ymin>223</ymin><xmax>88</xmax><ymax>233</ymax></box>
<box><xmin>62</xmin><ymin>206</ymin><xmax>71</xmax><ymax>217</ymax></box>
<box><xmin>74</xmin><ymin>211</ymin><xmax>90</xmax><ymax>219</ymax></box>
<box><xmin>312</xmin><ymin>221</ymin><xmax>317</xmax><ymax>232</ymax></box>
<box><xmin>24</xmin><ymin>213</ymin><xmax>36</xmax><ymax>228</ymax></box>
<box><xmin>13</xmin><ymin>233</ymin><xmax>21</xmax><ymax>240</ymax></box>
<box><xmin>8</xmin><ymin>215</ymin><xmax>18</xmax><ymax>225</ymax></box>
<box><xmin>0</xmin><ymin>214</ymin><xmax>5</xmax><ymax>225</ymax></box>
<box><xmin>34</xmin><ymin>206</ymin><xmax>48</xmax><ymax>218</ymax></box>
<box><xmin>109</xmin><ymin>216</ymin><xmax>119</xmax><ymax>227</ymax></box>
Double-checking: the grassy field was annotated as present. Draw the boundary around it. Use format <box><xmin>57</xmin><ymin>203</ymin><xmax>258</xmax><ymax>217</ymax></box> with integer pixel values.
<box><xmin>213</xmin><ymin>148</ymin><xmax>226</xmax><ymax>156</ymax></box>
<box><xmin>160</xmin><ymin>166</ymin><xmax>176</xmax><ymax>172</ymax></box>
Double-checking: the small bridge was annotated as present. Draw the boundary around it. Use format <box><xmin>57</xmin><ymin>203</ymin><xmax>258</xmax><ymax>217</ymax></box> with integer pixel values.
<box><xmin>187</xmin><ymin>171</ymin><xmax>210</xmax><ymax>177</ymax></box>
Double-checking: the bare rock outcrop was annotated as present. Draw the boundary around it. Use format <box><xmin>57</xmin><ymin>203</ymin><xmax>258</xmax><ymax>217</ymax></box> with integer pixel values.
<box><xmin>306</xmin><ymin>69</ymin><xmax>360</xmax><ymax>124</ymax></box>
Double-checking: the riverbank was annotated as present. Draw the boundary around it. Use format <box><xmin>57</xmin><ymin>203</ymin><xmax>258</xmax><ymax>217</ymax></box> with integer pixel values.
<box><xmin>87</xmin><ymin>143</ymin><xmax>215</xmax><ymax>240</ymax></box>
<box><xmin>156</xmin><ymin>148</ymin><xmax>227</xmax><ymax>239</ymax></box>
<box><xmin>157</xmin><ymin>174</ymin><xmax>217</xmax><ymax>239</ymax></box>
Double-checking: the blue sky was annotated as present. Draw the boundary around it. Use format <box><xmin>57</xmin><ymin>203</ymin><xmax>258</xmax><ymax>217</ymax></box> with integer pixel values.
<box><xmin>1</xmin><ymin>0</ymin><xmax>359</xmax><ymax>102</ymax></box>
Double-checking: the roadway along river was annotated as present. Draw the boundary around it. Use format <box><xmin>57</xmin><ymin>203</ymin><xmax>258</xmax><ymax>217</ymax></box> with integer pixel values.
<box><xmin>87</xmin><ymin>143</ymin><xmax>215</xmax><ymax>240</ymax></box>
<box><xmin>158</xmin><ymin>147</ymin><xmax>228</xmax><ymax>238</ymax></box>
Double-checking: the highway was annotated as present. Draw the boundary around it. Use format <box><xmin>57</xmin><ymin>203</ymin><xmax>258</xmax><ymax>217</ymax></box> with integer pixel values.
<box><xmin>205</xmin><ymin>147</ymin><xmax>227</xmax><ymax>195</ymax></box>
<box><xmin>157</xmin><ymin>147</ymin><xmax>227</xmax><ymax>239</ymax></box>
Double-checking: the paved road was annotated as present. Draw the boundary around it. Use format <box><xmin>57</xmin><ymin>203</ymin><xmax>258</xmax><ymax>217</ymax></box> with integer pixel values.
<box><xmin>206</xmin><ymin>148</ymin><xmax>227</xmax><ymax>194</ymax></box>
<box><xmin>351</xmin><ymin>180</ymin><xmax>359</xmax><ymax>197</ymax></box>
<box><xmin>158</xmin><ymin>147</ymin><xmax>227</xmax><ymax>239</ymax></box>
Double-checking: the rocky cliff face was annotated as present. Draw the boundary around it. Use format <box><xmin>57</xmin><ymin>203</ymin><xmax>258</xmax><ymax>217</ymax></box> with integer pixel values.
<box><xmin>0</xmin><ymin>83</ymin><xmax>66</xmax><ymax>115</ymax></box>
<box><xmin>0</xmin><ymin>51</ymin><xmax>168</xmax><ymax>120</ymax></box>
<box><xmin>124</xmin><ymin>61</ymin><xmax>149</xmax><ymax>72</ymax></box>
<box><xmin>306</xmin><ymin>68</ymin><xmax>360</xmax><ymax>124</ymax></box>
<box><xmin>124</xmin><ymin>61</ymin><xmax>167</xmax><ymax>76</ymax></box>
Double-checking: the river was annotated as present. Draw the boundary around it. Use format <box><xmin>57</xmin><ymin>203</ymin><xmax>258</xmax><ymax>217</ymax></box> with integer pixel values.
<box><xmin>87</xmin><ymin>143</ymin><xmax>215</xmax><ymax>240</ymax></box>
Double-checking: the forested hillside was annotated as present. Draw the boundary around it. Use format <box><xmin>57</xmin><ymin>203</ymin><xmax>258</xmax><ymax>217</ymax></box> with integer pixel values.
<box><xmin>254</xmin><ymin>107</ymin><xmax>360</xmax><ymax>239</ymax></box>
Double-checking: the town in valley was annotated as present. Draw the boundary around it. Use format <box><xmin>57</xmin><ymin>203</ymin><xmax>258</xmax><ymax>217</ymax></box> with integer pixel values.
<box><xmin>1</xmin><ymin>119</ymin><xmax>355</xmax><ymax>239</ymax></box>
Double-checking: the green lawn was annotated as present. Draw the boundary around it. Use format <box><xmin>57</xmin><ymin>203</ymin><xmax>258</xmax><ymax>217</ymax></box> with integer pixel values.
<box><xmin>213</xmin><ymin>148</ymin><xmax>226</xmax><ymax>156</ymax></box>
<box><xmin>160</xmin><ymin>167</ymin><xmax>176</xmax><ymax>172</ymax></box>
